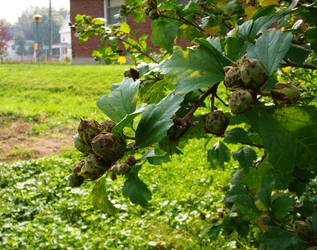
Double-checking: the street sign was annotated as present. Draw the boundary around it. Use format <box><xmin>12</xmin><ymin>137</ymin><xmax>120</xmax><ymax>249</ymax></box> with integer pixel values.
<box><xmin>43</xmin><ymin>45</ymin><xmax>49</xmax><ymax>50</ymax></box>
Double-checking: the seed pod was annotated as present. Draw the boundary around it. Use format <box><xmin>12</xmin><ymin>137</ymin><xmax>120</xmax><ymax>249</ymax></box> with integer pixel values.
<box><xmin>73</xmin><ymin>134</ymin><xmax>92</xmax><ymax>154</ymax></box>
<box><xmin>72</xmin><ymin>160</ymin><xmax>85</xmax><ymax>175</ymax></box>
<box><xmin>78</xmin><ymin>119</ymin><xmax>102</xmax><ymax>144</ymax></box>
<box><xmin>100</xmin><ymin>120</ymin><xmax>116</xmax><ymax>133</ymax></box>
<box><xmin>223</xmin><ymin>66</ymin><xmax>244</xmax><ymax>90</ymax></box>
<box><xmin>239</xmin><ymin>58</ymin><xmax>268</xmax><ymax>90</ymax></box>
<box><xmin>228</xmin><ymin>89</ymin><xmax>254</xmax><ymax>114</ymax></box>
<box><xmin>68</xmin><ymin>173</ymin><xmax>84</xmax><ymax>187</ymax></box>
<box><xmin>110</xmin><ymin>162</ymin><xmax>131</xmax><ymax>175</ymax></box>
<box><xmin>124</xmin><ymin>68</ymin><xmax>140</xmax><ymax>81</ymax></box>
<box><xmin>271</xmin><ymin>83</ymin><xmax>300</xmax><ymax>105</ymax></box>
<box><xmin>205</xmin><ymin>111</ymin><xmax>230</xmax><ymax>136</ymax></box>
<box><xmin>126</xmin><ymin>155</ymin><xmax>137</xmax><ymax>166</ymax></box>
<box><xmin>83</xmin><ymin>154</ymin><xmax>110</xmax><ymax>172</ymax></box>
<box><xmin>91</xmin><ymin>133</ymin><xmax>126</xmax><ymax>163</ymax></box>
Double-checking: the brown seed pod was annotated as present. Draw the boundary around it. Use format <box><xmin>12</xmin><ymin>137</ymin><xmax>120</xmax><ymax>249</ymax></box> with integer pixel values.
<box><xmin>78</xmin><ymin>119</ymin><xmax>102</xmax><ymax>144</ymax></box>
<box><xmin>228</xmin><ymin>89</ymin><xmax>254</xmax><ymax>114</ymax></box>
<box><xmin>124</xmin><ymin>68</ymin><xmax>140</xmax><ymax>81</ymax></box>
<box><xmin>100</xmin><ymin>120</ymin><xmax>116</xmax><ymax>133</ymax></box>
<box><xmin>91</xmin><ymin>133</ymin><xmax>126</xmax><ymax>163</ymax></box>
<box><xmin>110</xmin><ymin>162</ymin><xmax>131</xmax><ymax>175</ymax></box>
<box><xmin>271</xmin><ymin>83</ymin><xmax>300</xmax><ymax>105</ymax></box>
<box><xmin>205</xmin><ymin>111</ymin><xmax>230</xmax><ymax>136</ymax></box>
<box><xmin>73</xmin><ymin>134</ymin><xmax>92</xmax><ymax>154</ymax></box>
<box><xmin>68</xmin><ymin>173</ymin><xmax>84</xmax><ymax>187</ymax></box>
<box><xmin>223</xmin><ymin>66</ymin><xmax>244</xmax><ymax>90</ymax></box>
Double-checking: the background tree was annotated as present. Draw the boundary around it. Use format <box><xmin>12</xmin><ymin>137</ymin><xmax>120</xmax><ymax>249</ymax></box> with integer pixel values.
<box><xmin>14</xmin><ymin>31</ymin><xmax>27</xmax><ymax>61</ymax></box>
<box><xmin>0</xmin><ymin>22</ymin><xmax>10</xmax><ymax>62</ymax></box>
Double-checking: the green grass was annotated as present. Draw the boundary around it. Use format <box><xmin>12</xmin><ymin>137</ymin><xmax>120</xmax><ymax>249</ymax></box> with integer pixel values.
<box><xmin>0</xmin><ymin>64</ymin><xmax>255</xmax><ymax>249</ymax></box>
<box><xmin>0</xmin><ymin>64</ymin><xmax>127</xmax><ymax>129</ymax></box>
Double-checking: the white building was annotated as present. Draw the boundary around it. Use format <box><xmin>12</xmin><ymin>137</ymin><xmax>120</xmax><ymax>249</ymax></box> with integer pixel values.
<box><xmin>53</xmin><ymin>14</ymin><xmax>72</xmax><ymax>61</ymax></box>
<box><xmin>4</xmin><ymin>39</ymin><xmax>35</xmax><ymax>61</ymax></box>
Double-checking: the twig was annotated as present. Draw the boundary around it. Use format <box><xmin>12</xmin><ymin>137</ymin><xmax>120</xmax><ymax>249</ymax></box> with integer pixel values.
<box><xmin>118</xmin><ymin>37</ymin><xmax>159</xmax><ymax>63</ymax></box>
<box><xmin>124</xmin><ymin>135</ymin><xmax>136</xmax><ymax>140</ymax></box>
<box><xmin>182</xmin><ymin>82</ymin><xmax>220</xmax><ymax>123</ymax></box>
<box><xmin>241</xmin><ymin>142</ymin><xmax>264</xmax><ymax>149</ymax></box>
<box><xmin>215</xmin><ymin>93</ymin><xmax>228</xmax><ymax>106</ymax></box>
<box><xmin>281</xmin><ymin>60</ymin><xmax>317</xmax><ymax>70</ymax></box>
<box><xmin>160</xmin><ymin>14</ymin><xmax>203</xmax><ymax>32</ymax></box>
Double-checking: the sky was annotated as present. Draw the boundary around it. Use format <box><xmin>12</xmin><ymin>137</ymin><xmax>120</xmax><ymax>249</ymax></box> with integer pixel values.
<box><xmin>0</xmin><ymin>0</ymin><xmax>70</xmax><ymax>24</ymax></box>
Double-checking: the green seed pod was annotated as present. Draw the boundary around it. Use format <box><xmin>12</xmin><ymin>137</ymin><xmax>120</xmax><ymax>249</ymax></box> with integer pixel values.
<box><xmin>91</xmin><ymin>133</ymin><xmax>126</xmax><ymax>163</ymax></box>
<box><xmin>205</xmin><ymin>111</ymin><xmax>230</xmax><ymax>136</ymax></box>
<box><xmin>229</xmin><ymin>89</ymin><xmax>253</xmax><ymax>114</ymax></box>
<box><xmin>124</xmin><ymin>68</ymin><xmax>140</xmax><ymax>81</ymax></box>
<box><xmin>72</xmin><ymin>160</ymin><xmax>85</xmax><ymax>175</ymax></box>
<box><xmin>68</xmin><ymin>173</ymin><xmax>84</xmax><ymax>187</ymax></box>
<box><xmin>110</xmin><ymin>162</ymin><xmax>131</xmax><ymax>175</ymax></box>
<box><xmin>239</xmin><ymin>58</ymin><xmax>268</xmax><ymax>90</ymax></box>
<box><xmin>83</xmin><ymin>154</ymin><xmax>109</xmax><ymax>172</ymax></box>
<box><xmin>78</xmin><ymin>119</ymin><xmax>102</xmax><ymax>144</ymax></box>
<box><xmin>100</xmin><ymin>120</ymin><xmax>116</xmax><ymax>133</ymax></box>
<box><xmin>73</xmin><ymin>134</ymin><xmax>92</xmax><ymax>154</ymax></box>
<box><xmin>271</xmin><ymin>83</ymin><xmax>300</xmax><ymax>105</ymax></box>
<box><xmin>223</xmin><ymin>66</ymin><xmax>244</xmax><ymax>90</ymax></box>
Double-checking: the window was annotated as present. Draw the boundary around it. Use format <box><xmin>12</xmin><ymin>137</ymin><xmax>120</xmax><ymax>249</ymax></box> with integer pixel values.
<box><xmin>105</xmin><ymin>0</ymin><xmax>122</xmax><ymax>25</ymax></box>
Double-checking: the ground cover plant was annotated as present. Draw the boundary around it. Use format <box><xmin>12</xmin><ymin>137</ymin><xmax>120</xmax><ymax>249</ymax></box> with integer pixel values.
<box><xmin>69</xmin><ymin>0</ymin><xmax>317</xmax><ymax>249</ymax></box>
<box><xmin>0</xmin><ymin>64</ymin><xmax>252</xmax><ymax>248</ymax></box>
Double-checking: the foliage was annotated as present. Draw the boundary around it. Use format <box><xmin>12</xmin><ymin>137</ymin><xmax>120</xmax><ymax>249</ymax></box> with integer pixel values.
<box><xmin>0</xmin><ymin>22</ymin><xmax>10</xmax><ymax>60</ymax></box>
<box><xmin>70</xmin><ymin>0</ymin><xmax>317</xmax><ymax>248</ymax></box>
<box><xmin>14</xmin><ymin>31</ymin><xmax>27</xmax><ymax>60</ymax></box>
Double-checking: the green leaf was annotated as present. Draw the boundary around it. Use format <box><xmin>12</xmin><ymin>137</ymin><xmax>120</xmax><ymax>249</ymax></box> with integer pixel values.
<box><xmin>232</xmin><ymin>147</ymin><xmax>257</xmax><ymax>170</ymax></box>
<box><xmin>238</xmin><ymin>106</ymin><xmax>317</xmax><ymax>188</ymax></box>
<box><xmin>118</xmin><ymin>22</ymin><xmax>130</xmax><ymax>34</ymax></box>
<box><xmin>247</xmin><ymin>29</ymin><xmax>292</xmax><ymax>75</ymax></box>
<box><xmin>312</xmin><ymin>213</ymin><xmax>317</xmax><ymax>235</ymax></box>
<box><xmin>90</xmin><ymin>177</ymin><xmax>117</xmax><ymax>215</ymax></box>
<box><xmin>271</xmin><ymin>196</ymin><xmax>296</xmax><ymax>220</ymax></box>
<box><xmin>112</xmin><ymin>104</ymin><xmax>147</xmax><ymax>134</ymax></box>
<box><xmin>207</xmin><ymin>142</ymin><xmax>231</xmax><ymax>168</ymax></box>
<box><xmin>225</xmin><ymin>37</ymin><xmax>250</xmax><ymax>61</ymax></box>
<box><xmin>260</xmin><ymin>227</ymin><xmax>301</xmax><ymax>250</ymax></box>
<box><xmin>160</xmin><ymin>40</ymin><xmax>230</xmax><ymax>94</ymax></box>
<box><xmin>141</xmin><ymin>150</ymin><xmax>170</xmax><ymax>165</ymax></box>
<box><xmin>305</xmin><ymin>28</ymin><xmax>317</xmax><ymax>51</ymax></box>
<box><xmin>135</xmin><ymin>93</ymin><xmax>184</xmax><ymax>148</ymax></box>
<box><xmin>97</xmin><ymin>78</ymin><xmax>139</xmax><ymax>122</ymax></box>
<box><xmin>225</xmin><ymin>186</ymin><xmax>260</xmax><ymax>221</ymax></box>
<box><xmin>224</xmin><ymin>127</ymin><xmax>252</xmax><ymax>144</ymax></box>
<box><xmin>122</xmin><ymin>167</ymin><xmax>152</xmax><ymax>207</ymax></box>
<box><xmin>285</xmin><ymin>44</ymin><xmax>311</xmax><ymax>65</ymax></box>
<box><xmin>151</xmin><ymin>18</ymin><xmax>178</xmax><ymax>51</ymax></box>
<box><xmin>257</xmin><ymin>175</ymin><xmax>274</xmax><ymax>208</ymax></box>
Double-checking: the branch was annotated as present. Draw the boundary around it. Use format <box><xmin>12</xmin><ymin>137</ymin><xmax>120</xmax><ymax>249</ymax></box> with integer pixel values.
<box><xmin>118</xmin><ymin>37</ymin><xmax>159</xmax><ymax>63</ymax></box>
<box><xmin>160</xmin><ymin>14</ymin><xmax>204</xmax><ymax>32</ymax></box>
<box><xmin>281</xmin><ymin>60</ymin><xmax>317</xmax><ymax>70</ymax></box>
<box><xmin>241</xmin><ymin>142</ymin><xmax>264</xmax><ymax>149</ymax></box>
<box><xmin>182</xmin><ymin>82</ymin><xmax>220</xmax><ymax>123</ymax></box>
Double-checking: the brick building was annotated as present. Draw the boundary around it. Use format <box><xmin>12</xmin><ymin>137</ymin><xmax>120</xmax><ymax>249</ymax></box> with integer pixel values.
<box><xmin>70</xmin><ymin>0</ymin><xmax>188</xmax><ymax>64</ymax></box>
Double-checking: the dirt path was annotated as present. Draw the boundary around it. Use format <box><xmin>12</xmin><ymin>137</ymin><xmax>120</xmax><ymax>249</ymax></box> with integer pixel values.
<box><xmin>0</xmin><ymin>118</ymin><xmax>74</xmax><ymax>163</ymax></box>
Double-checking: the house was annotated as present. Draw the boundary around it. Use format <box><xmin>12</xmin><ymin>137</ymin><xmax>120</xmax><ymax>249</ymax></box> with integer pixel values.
<box><xmin>70</xmin><ymin>0</ymin><xmax>188</xmax><ymax>64</ymax></box>
<box><xmin>52</xmin><ymin>14</ymin><xmax>72</xmax><ymax>61</ymax></box>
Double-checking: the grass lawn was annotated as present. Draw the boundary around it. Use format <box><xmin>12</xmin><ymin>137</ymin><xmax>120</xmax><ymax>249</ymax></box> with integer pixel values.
<box><xmin>0</xmin><ymin>64</ymin><xmax>254</xmax><ymax>249</ymax></box>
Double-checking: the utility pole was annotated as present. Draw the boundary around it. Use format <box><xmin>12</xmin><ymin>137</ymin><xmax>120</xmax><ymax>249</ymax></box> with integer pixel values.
<box><xmin>49</xmin><ymin>0</ymin><xmax>53</xmax><ymax>60</ymax></box>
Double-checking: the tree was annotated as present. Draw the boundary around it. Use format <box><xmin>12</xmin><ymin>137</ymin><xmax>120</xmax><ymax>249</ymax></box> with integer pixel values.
<box><xmin>17</xmin><ymin>7</ymin><xmax>67</xmax><ymax>47</ymax></box>
<box><xmin>0</xmin><ymin>22</ymin><xmax>10</xmax><ymax>62</ymax></box>
<box><xmin>70</xmin><ymin>0</ymin><xmax>317</xmax><ymax>248</ymax></box>
<box><xmin>14</xmin><ymin>31</ymin><xmax>27</xmax><ymax>61</ymax></box>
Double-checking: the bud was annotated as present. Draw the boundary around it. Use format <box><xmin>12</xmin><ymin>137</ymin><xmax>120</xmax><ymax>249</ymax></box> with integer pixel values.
<box><xmin>271</xmin><ymin>83</ymin><xmax>300</xmax><ymax>105</ymax></box>
<box><xmin>228</xmin><ymin>89</ymin><xmax>253</xmax><ymax>114</ymax></box>
<box><xmin>91</xmin><ymin>133</ymin><xmax>126</xmax><ymax>163</ymax></box>
<box><xmin>110</xmin><ymin>162</ymin><xmax>131</xmax><ymax>175</ymax></box>
<box><xmin>205</xmin><ymin>111</ymin><xmax>230</xmax><ymax>135</ymax></box>
<box><xmin>223</xmin><ymin>66</ymin><xmax>244</xmax><ymax>90</ymax></box>
<box><xmin>68</xmin><ymin>173</ymin><xmax>84</xmax><ymax>187</ymax></box>
<box><xmin>78</xmin><ymin>119</ymin><xmax>102</xmax><ymax>144</ymax></box>
<box><xmin>73</xmin><ymin>134</ymin><xmax>92</xmax><ymax>154</ymax></box>
<box><xmin>239</xmin><ymin>58</ymin><xmax>268</xmax><ymax>90</ymax></box>
<box><xmin>100</xmin><ymin>120</ymin><xmax>116</xmax><ymax>133</ymax></box>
